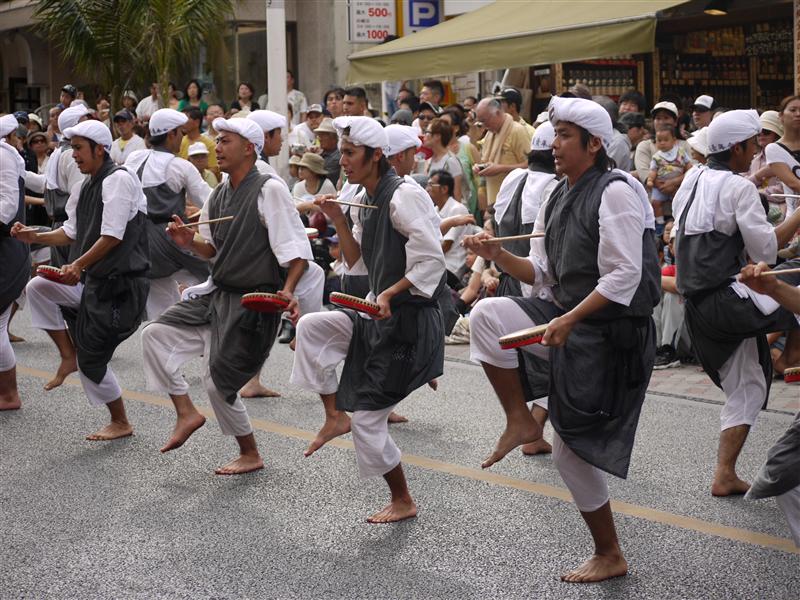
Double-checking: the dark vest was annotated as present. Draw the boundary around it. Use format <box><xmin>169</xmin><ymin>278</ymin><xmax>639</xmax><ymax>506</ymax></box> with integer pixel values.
<box><xmin>136</xmin><ymin>149</ymin><xmax>188</xmax><ymax>223</ymax></box>
<box><xmin>73</xmin><ymin>157</ymin><xmax>150</xmax><ymax>279</ymax></box>
<box><xmin>0</xmin><ymin>171</ymin><xmax>31</xmax><ymax>311</ymax></box>
<box><xmin>208</xmin><ymin>166</ymin><xmax>282</xmax><ymax>291</ymax></box>
<box><xmin>544</xmin><ymin>167</ymin><xmax>659</xmax><ymax>320</ymax></box>
<box><xmin>676</xmin><ymin>162</ymin><xmax>746</xmax><ymax>298</ymax></box>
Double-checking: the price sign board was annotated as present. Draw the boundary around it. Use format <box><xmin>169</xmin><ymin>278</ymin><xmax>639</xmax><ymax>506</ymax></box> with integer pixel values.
<box><xmin>348</xmin><ymin>0</ymin><xmax>396</xmax><ymax>43</ymax></box>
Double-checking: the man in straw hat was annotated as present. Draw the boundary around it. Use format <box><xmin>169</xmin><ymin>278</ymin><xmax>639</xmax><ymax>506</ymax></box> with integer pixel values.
<box><xmin>291</xmin><ymin>115</ymin><xmax>447</xmax><ymax>522</ymax></box>
<box><xmin>464</xmin><ymin>96</ymin><xmax>660</xmax><ymax>582</ymax></box>
<box><xmin>673</xmin><ymin>110</ymin><xmax>800</xmax><ymax>497</ymax></box>
<box><xmin>12</xmin><ymin>120</ymin><xmax>150</xmax><ymax>440</ymax></box>
<box><xmin>126</xmin><ymin>108</ymin><xmax>213</xmax><ymax>320</ymax></box>
<box><xmin>0</xmin><ymin>114</ymin><xmax>31</xmax><ymax>410</ymax></box>
<box><xmin>140</xmin><ymin>117</ymin><xmax>311</xmax><ymax>475</ymax></box>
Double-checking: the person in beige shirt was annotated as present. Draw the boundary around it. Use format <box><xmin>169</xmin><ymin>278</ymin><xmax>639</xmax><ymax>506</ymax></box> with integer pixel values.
<box><xmin>473</xmin><ymin>98</ymin><xmax>531</xmax><ymax>205</ymax></box>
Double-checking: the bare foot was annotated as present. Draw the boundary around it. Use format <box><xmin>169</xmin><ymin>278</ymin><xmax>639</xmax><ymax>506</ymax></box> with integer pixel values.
<box><xmin>388</xmin><ymin>411</ymin><xmax>408</xmax><ymax>424</ymax></box>
<box><xmin>521</xmin><ymin>438</ymin><xmax>553</xmax><ymax>455</ymax></box>
<box><xmin>44</xmin><ymin>356</ymin><xmax>78</xmax><ymax>391</ymax></box>
<box><xmin>215</xmin><ymin>453</ymin><xmax>264</xmax><ymax>475</ymax></box>
<box><xmin>711</xmin><ymin>475</ymin><xmax>750</xmax><ymax>497</ymax></box>
<box><xmin>427</xmin><ymin>379</ymin><xmax>438</xmax><ymax>391</ymax></box>
<box><xmin>86</xmin><ymin>421</ymin><xmax>133</xmax><ymax>441</ymax></box>
<box><xmin>304</xmin><ymin>413</ymin><xmax>351</xmax><ymax>457</ymax></box>
<box><xmin>8</xmin><ymin>333</ymin><xmax>24</xmax><ymax>343</ymax></box>
<box><xmin>482</xmin><ymin>418</ymin><xmax>542</xmax><ymax>469</ymax></box>
<box><xmin>367</xmin><ymin>499</ymin><xmax>418</xmax><ymax>523</ymax></box>
<box><xmin>239</xmin><ymin>380</ymin><xmax>281</xmax><ymax>398</ymax></box>
<box><xmin>0</xmin><ymin>397</ymin><xmax>21</xmax><ymax>411</ymax></box>
<box><xmin>160</xmin><ymin>412</ymin><xmax>207</xmax><ymax>452</ymax></box>
<box><xmin>561</xmin><ymin>553</ymin><xmax>628</xmax><ymax>583</ymax></box>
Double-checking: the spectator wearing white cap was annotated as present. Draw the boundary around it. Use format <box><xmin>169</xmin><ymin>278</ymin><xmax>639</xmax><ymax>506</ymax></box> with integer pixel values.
<box><xmin>140</xmin><ymin>115</ymin><xmax>312</xmax><ymax>475</ymax></box>
<box><xmin>691</xmin><ymin>95</ymin><xmax>715</xmax><ymax>130</ymax></box>
<box><xmin>22</xmin><ymin>104</ymin><xmax>91</xmax><ymax>267</ymax></box>
<box><xmin>673</xmin><ymin>109</ymin><xmax>800</xmax><ymax>500</ymax></box>
<box><xmin>291</xmin><ymin>115</ymin><xmax>447</xmax><ymax>524</ymax></box>
<box><xmin>187</xmin><ymin>142</ymin><xmax>218</xmax><ymax>187</ymax></box>
<box><xmin>293</xmin><ymin>103</ymin><xmax>324</xmax><ymax>147</ymax></box>
<box><xmin>110</xmin><ymin>109</ymin><xmax>145</xmax><ymax>165</ymax></box>
<box><xmin>634</xmin><ymin>100</ymin><xmax>693</xmax><ymax>192</ymax></box>
<box><xmin>465</xmin><ymin>95</ymin><xmax>660</xmax><ymax>583</ymax></box>
<box><xmin>12</xmin><ymin>118</ymin><xmax>149</xmax><ymax>438</ymax></box>
<box><xmin>765</xmin><ymin>96</ymin><xmax>800</xmax><ymax>217</ymax></box>
<box><xmin>126</xmin><ymin>108</ymin><xmax>213</xmax><ymax>319</ymax></box>
<box><xmin>746</xmin><ymin>110</ymin><xmax>784</xmax><ymax>217</ymax></box>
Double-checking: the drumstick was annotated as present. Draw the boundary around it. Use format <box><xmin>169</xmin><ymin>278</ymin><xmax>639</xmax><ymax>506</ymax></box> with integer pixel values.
<box><xmin>770</xmin><ymin>193</ymin><xmax>800</xmax><ymax>199</ymax></box>
<box><xmin>482</xmin><ymin>232</ymin><xmax>545</xmax><ymax>243</ymax></box>
<box><xmin>176</xmin><ymin>216</ymin><xmax>233</xmax><ymax>228</ymax></box>
<box><xmin>16</xmin><ymin>226</ymin><xmax>40</xmax><ymax>233</ymax></box>
<box><xmin>757</xmin><ymin>267</ymin><xmax>800</xmax><ymax>277</ymax></box>
<box><xmin>295</xmin><ymin>196</ymin><xmax>377</xmax><ymax>210</ymax></box>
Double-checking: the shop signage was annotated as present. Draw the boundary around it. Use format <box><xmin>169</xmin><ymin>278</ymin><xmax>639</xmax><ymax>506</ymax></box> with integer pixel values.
<box><xmin>348</xmin><ymin>0</ymin><xmax>396</xmax><ymax>43</ymax></box>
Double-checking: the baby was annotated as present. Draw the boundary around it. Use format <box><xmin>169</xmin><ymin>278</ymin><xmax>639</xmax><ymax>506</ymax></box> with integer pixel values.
<box><xmin>647</xmin><ymin>124</ymin><xmax>693</xmax><ymax>227</ymax></box>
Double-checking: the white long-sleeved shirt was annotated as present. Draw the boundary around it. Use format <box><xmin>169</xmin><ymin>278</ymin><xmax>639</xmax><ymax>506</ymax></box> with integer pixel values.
<box><xmin>347</xmin><ymin>180</ymin><xmax>446</xmax><ymax>299</ymax></box>
<box><xmin>494</xmin><ymin>168</ymin><xmax>558</xmax><ymax>226</ymax></box>
<box><xmin>0</xmin><ymin>140</ymin><xmax>25</xmax><ymax>225</ymax></box>
<box><xmin>62</xmin><ymin>169</ymin><xmax>148</xmax><ymax>241</ymax></box>
<box><xmin>436</xmin><ymin>196</ymin><xmax>469</xmax><ymax>274</ymax></box>
<box><xmin>125</xmin><ymin>149</ymin><xmax>211</xmax><ymax>209</ymax></box>
<box><xmin>528</xmin><ymin>179</ymin><xmax>645</xmax><ymax>307</ymax></box>
<box><xmin>672</xmin><ymin>165</ymin><xmax>776</xmax><ymax>265</ymax></box>
<box><xmin>110</xmin><ymin>134</ymin><xmax>146</xmax><ymax>165</ymax></box>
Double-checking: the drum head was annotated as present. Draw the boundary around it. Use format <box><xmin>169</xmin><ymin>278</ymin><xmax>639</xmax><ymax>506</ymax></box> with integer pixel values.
<box><xmin>36</xmin><ymin>265</ymin><xmax>65</xmax><ymax>283</ymax></box>
<box><xmin>329</xmin><ymin>292</ymin><xmax>380</xmax><ymax>317</ymax></box>
<box><xmin>240</xmin><ymin>292</ymin><xmax>289</xmax><ymax>313</ymax></box>
<box><xmin>784</xmin><ymin>367</ymin><xmax>800</xmax><ymax>383</ymax></box>
<box><xmin>498</xmin><ymin>324</ymin><xmax>548</xmax><ymax>350</ymax></box>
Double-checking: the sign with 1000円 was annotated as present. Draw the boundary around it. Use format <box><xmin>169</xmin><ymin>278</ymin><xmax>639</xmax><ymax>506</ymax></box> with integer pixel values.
<box><xmin>348</xmin><ymin>0</ymin><xmax>396</xmax><ymax>43</ymax></box>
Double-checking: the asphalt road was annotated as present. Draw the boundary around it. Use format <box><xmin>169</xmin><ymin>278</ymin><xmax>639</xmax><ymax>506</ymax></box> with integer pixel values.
<box><xmin>2</xmin><ymin>315</ymin><xmax>799</xmax><ymax>599</ymax></box>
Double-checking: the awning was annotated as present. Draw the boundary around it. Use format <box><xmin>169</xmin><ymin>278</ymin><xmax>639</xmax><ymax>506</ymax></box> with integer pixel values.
<box><xmin>347</xmin><ymin>0</ymin><xmax>689</xmax><ymax>83</ymax></box>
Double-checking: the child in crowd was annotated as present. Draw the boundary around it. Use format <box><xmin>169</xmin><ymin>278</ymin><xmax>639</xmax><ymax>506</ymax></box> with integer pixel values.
<box><xmin>647</xmin><ymin>124</ymin><xmax>693</xmax><ymax>233</ymax></box>
<box><xmin>187</xmin><ymin>142</ymin><xmax>218</xmax><ymax>187</ymax></box>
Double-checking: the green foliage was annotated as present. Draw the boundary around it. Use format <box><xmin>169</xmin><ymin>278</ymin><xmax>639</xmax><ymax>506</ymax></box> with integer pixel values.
<box><xmin>33</xmin><ymin>0</ymin><xmax>234</xmax><ymax>112</ymax></box>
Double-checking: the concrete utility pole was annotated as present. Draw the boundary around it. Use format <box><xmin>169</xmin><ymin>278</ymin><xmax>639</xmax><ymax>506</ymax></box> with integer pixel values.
<box><xmin>266</xmin><ymin>0</ymin><xmax>289</xmax><ymax>175</ymax></box>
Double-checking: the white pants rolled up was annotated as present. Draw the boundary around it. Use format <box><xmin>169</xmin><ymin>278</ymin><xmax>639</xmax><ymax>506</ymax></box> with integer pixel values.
<box><xmin>26</xmin><ymin>276</ymin><xmax>82</xmax><ymax>331</ymax></box>
<box><xmin>291</xmin><ymin>311</ymin><xmax>403</xmax><ymax>479</ymax></box>
<box><xmin>146</xmin><ymin>269</ymin><xmax>202</xmax><ymax>321</ymax></box>
<box><xmin>79</xmin><ymin>367</ymin><xmax>122</xmax><ymax>406</ymax></box>
<box><xmin>0</xmin><ymin>304</ymin><xmax>15</xmax><ymax>371</ymax></box>
<box><xmin>290</xmin><ymin>310</ymin><xmax>353</xmax><ymax>395</ymax></box>
<box><xmin>469</xmin><ymin>297</ymin><xmax>549</xmax><ymax>411</ymax></box>
<box><xmin>352</xmin><ymin>403</ymin><xmax>402</xmax><ymax>478</ymax></box>
<box><xmin>718</xmin><ymin>337</ymin><xmax>765</xmax><ymax>431</ymax></box>
<box><xmin>141</xmin><ymin>322</ymin><xmax>252</xmax><ymax>437</ymax></box>
<box><xmin>552</xmin><ymin>430</ymin><xmax>610</xmax><ymax>512</ymax></box>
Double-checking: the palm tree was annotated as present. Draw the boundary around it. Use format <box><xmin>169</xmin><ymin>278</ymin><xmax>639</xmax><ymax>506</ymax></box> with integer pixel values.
<box><xmin>34</xmin><ymin>0</ymin><xmax>146</xmax><ymax>114</ymax></box>
<box><xmin>138</xmin><ymin>0</ymin><xmax>235</xmax><ymax>109</ymax></box>
<box><xmin>34</xmin><ymin>0</ymin><xmax>235</xmax><ymax>114</ymax></box>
